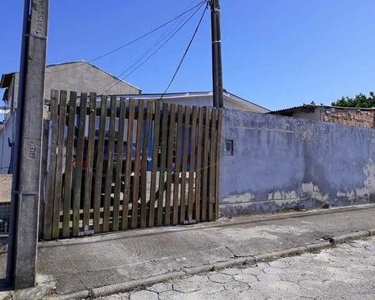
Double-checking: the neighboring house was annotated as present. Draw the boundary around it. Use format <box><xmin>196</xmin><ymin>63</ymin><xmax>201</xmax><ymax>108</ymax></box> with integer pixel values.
<box><xmin>270</xmin><ymin>105</ymin><xmax>375</xmax><ymax>129</ymax></box>
<box><xmin>0</xmin><ymin>60</ymin><xmax>269</xmax><ymax>174</ymax></box>
<box><xmin>111</xmin><ymin>91</ymin><xmax>269</xmax><ymax>113</ymax></box>
<box><xmin>0</xmin><ymin>61</ymin><xmax>141</xmax><ymax>174</ymax></box>
<box><xmin>1</xmin><ymin>60</ymin><xmax>141</xmax><ymax>119</ymax></box>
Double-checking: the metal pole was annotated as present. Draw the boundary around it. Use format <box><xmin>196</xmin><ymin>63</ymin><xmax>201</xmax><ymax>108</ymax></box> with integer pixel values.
<box><xmin>210</xmin><ymin>0</ymin><xmax>224</xmax><ymax>108</ymax></box>
<box><xmin>7</xmin><ymin>0</ymin><xmax>49</xmax><ymax>289</ymax></box>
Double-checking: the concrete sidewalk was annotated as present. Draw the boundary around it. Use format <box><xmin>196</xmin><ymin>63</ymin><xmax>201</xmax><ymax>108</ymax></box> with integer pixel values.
<box><xmin>30</xmin><ymin>204</ymin><xmax>375</xmax><ymax>298</ymax></box>
<box><xmin>0</xmin><ymin>205</ymin><xmax>372</xmax><ymax>299</ymax></box>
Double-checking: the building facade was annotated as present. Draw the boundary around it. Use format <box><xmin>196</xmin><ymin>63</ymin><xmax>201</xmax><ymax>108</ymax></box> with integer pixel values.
<box><xmin>271</xmin><ymin>105</ymin><xmax>375</xmax><ymax>129</ymax></box>
<box><xmin>0</xmin><ymin>61</ymin><xmax>141</xmax><ymax>174</ymax></box>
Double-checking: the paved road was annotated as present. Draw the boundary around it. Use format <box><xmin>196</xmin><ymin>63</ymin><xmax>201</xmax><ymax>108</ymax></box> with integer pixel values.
<box><xmin>100</xmin><ymin>237</ymin><xmax>375</xmax><ymax>300</ymax></box>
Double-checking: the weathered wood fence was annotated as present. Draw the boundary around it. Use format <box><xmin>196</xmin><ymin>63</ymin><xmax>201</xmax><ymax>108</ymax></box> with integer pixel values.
<box><xmin>42</xmin><ymin>90</ymin><xmax>223</xmax><ymax>240</ymax></box>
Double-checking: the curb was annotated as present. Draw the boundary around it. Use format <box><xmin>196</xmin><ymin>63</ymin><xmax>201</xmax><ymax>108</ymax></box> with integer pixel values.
<box><xmin>52</xmin><ymin>228</ymin><xmax>375</xmax><ymax>299</ymax></box>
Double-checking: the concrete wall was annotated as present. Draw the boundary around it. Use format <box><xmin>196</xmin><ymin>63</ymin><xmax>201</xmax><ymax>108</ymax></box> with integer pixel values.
<box><xmin>290</xmin><ymin>109</ymin><xmax>321</xmax><ymax>121</ymax></box>
<box><xmin>220</xmin><ymin>109</ymin><xmax>375</xmax><ymax>216</ymax></box>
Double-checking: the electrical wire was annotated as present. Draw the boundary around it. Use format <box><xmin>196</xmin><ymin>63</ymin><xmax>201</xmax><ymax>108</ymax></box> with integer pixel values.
<box><xmin>95</xmin><ymin>2</ymin><xmax>201</xmax><ymax>95</ymax></box>
<box><xmin>159</xmin><ymin>2</ymin><xmax>208</xmax><ymax>101</ymax></box>
<box><xmin>46</xmin><ymin>1</ymin><xmax>206</xmax><ymax>74</ymax></box>
<box><xmin>98</xmin><ymin>2</ymin><xmax>206</xmax><ymax>95</ymax></box>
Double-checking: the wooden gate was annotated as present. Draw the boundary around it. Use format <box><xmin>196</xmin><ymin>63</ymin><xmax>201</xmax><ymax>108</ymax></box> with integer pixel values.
<box><xmin>42</xmin><ymin>90</ymin><xmax>223</xmax><ymax>240</ymax></box>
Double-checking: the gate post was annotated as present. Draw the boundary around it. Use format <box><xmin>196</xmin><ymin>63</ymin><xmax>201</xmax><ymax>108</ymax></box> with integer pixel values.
<box><xmin>7</xmin><ymin>0</ymin><xmax>49</xmax><ymax>289</ymax></box>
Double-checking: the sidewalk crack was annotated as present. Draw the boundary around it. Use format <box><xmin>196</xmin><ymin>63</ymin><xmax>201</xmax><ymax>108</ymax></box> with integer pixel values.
<box><xmin>225</xmin><ymin>246</ymin><xmax>238</xmax><ymax>258</ymax></box>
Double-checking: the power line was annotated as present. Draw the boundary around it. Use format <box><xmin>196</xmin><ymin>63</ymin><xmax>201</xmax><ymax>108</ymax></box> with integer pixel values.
<box><xmin>46</xmin><ymin>1</ymin><xmax>206</xmax><ymax>74</ymax></box>
<box><xmin>159</xmin><ymin>2</ymin><xmax>209</xmax><ymax>100</ymax></box>
<box><xmin>95</xmin><ymin>2</ymin><xmax>201</xmax><ymax>95</ymax></box>
<box><xmin>99</xmin><ymin>2</ymin><xmax>207</xmax><ymax>95</ymax></box>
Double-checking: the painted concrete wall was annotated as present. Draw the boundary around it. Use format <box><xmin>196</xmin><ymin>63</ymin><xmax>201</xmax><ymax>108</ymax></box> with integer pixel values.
<box><xmin>290</xmin><ymin>109</ymin><xmax>321</xmax><ymax>121</ymax></box>
<box><xmin>220</xmin><ymin>109</ymin><xmax>375</xmax><ymax>216</ymax></box>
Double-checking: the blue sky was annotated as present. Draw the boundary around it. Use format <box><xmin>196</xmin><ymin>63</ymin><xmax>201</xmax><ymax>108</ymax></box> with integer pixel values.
<box><xmin>1</xmin><ymin>0</ymin><xmax>375</xmax><ymax>111</ymax></box>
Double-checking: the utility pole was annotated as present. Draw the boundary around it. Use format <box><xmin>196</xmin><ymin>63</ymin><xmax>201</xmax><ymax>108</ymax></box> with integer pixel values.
<box><xmin>7</xmin><ymin>0</ymin><xmax>49</xmax><ymax>289</ymax></box>
<box><xmin>210</xmin><ymin>0</ymin><xmax>224</xmax><ymax>108</ymax></box>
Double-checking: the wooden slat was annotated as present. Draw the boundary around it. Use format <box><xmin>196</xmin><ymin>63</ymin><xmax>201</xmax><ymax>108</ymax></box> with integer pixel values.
<box><xmin>52</xmin><ymin>91</ymin><xmax>67</xmax><ymax>238</ymax></box>
<box><xmin>93</xmin><ymin>96</ymin><xmax>107</xmax><ymax>233</ymax></box>
<box><xmin>215</xmin><ymin>109</ymin><xmax>223</xmax><ymax>220</ymax></box>
<box><xmin>62</xmin><ymin>91</ymin><xmax>77</xmax><ymax>237</ymax></box>
<box><xmin>103</xmin><ymin>95</ymin><xmax>116</xmax><ymax>232</ymax></box>
<box><xmin>157</xmin><ymin>103</ymin><xmax>169</xmax><ymax>226</ymax></box>
<box><xmin>140</xmin><ymin>101</ymin><xmax>153</xmax><ymax>228</ymax></box>
<box><xmin>113</xmin><ymin>98</ymin><xmax>126</xmax><ymax>231</ymax></box>
<box><xmin>194</xmin><ymin>108</ymin><xmax>204</xmax><ymax>223</ymax></box>
<box><xmin>72</xmin><ymin>93</ymin><xmax>87</xmax><ymax>236</ymax></box>
<box><xmin>208</xmin><ymin>109</ymin><xmax>218</xmax><ymax>221</ymax></box>
<box><xmin>122</xmin><ymin>99</ymin><xmax>135</xmax><ymax>230</ymax></box>
<box><xmin>201</xmin><ymin>108</ymin><xmax>210</xmax><ymax>222</ymax></box>
<box><xmin>165</xmin><ymin>104</ymin><xmax>176</xmax><ymax>225</ymax></box>
<box><xmin>173</xmin><ymin>105</ymin><xmax>184</xmax><ymax>225</ymax></box>
<box><xmin>149</xmin><ymin>102</ymin><xmax>161</xmax><ymax>227</ymax></box>
<box><xmin>188</xmin><ymin>106</ymin><xmax>198</xmax><ymax>222</ymax></box>
<box><xmin>44</xmin><ymin>90</ymin><xmax>59</xmax><ymax>240</ymax></box>
<box><xmin>131</xmin><ymin>100</ymin><xmax>144</xmax><ymax>229</ymax></box>
<box><xmin>180</xmin><ymin>106</ymin><xmax>191</xmax><ymax>224</ymax></box>
<box><xmin>83</xmin><ymin>93</ymin><xmax>97</xmax><ymax>228</ymax></box>
<box><xmin>39</xmin><ymin>119</ymin><xmax>49</xmax><ymax>239</ymax></box>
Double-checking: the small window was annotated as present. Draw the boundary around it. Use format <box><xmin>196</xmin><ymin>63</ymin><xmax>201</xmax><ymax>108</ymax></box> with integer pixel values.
<box><xmin>225</xmin><ymin>140</ymin><xmax>234</xmax><ymax>156</ymax></box>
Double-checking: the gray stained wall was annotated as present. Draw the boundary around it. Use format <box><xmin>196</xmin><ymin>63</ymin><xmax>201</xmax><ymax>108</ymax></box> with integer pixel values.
<box><xmin>45</xmin><ymin>62</ymin><xmax>141</xmax><ymax>99</ymax></box>
<box><xmin>220</xmin><ymin>109</ymin><xmax>375</xmax><ymax>216</ymax></box>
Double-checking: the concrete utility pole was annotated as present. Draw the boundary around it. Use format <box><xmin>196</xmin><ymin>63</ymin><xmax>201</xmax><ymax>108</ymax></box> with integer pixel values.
<box><xmin>210</xmin><ymin>0</ymin><xmax>224</xmax><ymax>108</ymax></box>
<box><xmin>7</xmin><ymin>0</ymin><xmax>49</xmax><ymax>289</ymax></box>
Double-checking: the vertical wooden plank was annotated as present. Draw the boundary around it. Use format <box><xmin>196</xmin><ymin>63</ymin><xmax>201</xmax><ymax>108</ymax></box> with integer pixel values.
<box><xmin>165</xmin><ymin>104</ymin><xmax>176</xmax><ymax>225</ymax></box>
<box><xmin>72</xmin><ymin>93</ymin><xmax>87</xmax><ymax>236</ymax></box>
<box><xmin>188</xmin><ymin>107</ymin><xmax>198</xmax><ymax>222</ymax></box>
<box><xmin>215</xmin><ymin>109</ymin><xmax>223</xmax><ymax>220</ymax></box>
<box><xmin>131</xmin><ymin>100</ymin><xmax>144</xmax><ymax>229</ymax></box>
<box><xmin>194</xmin><ymin>108</ymin><xmax>204</xmax><ymax>223</ymax></box>
<box><xmin>103</xmin><ymin>95</ymin><xmax>116</xmax><ymax>232</ymax></box>
<box><xmin>157</xmin><ymin>103</ymin><xmax>169</xmax><ymax>226</ymax></box>
<box><xmin>43</xmin><ymin>90</ymin><xmax>59</xmax><ymax>240</ymax></box>
<box><xmin>148</xmin><ymin>102</ymin><xmax>161</xmax><ymax>227</ymax></box>
<box><xmin>140</xmin><ymin>101</ymin><xmax>153</xmax><ymax>228</ymax></box>
<box><xmin>172</xmin><ymin>105</ymin><xmax>184</xmax><ymax>225</ymax></box>
<box><xmin>201</xmin><ymin>108</ymin><xmax>210</xmax><ymax>222</ymax></box>
<box><xmin>62</xmin><ymin>91</ymin><xmax>77</xmax><ymax>237</ymax></box>
<box><xmin>93</xmin><ymin>96</ymin><xmax>107</xmax><ymax>233</ymax></box>
<box><xmin>122</xmin><ymin>99</ymin><xmax>135</xmax><ymax>230</ymax></box>
<box><xmin>83</xmin><ymin>93</ymin><xmax>97</xmax><ymax>228</ymax></box>
<box><xmin>208</xmin><ymin>109</ymin><xmax>218</xmax><ymax>221</ymax></box>
<box><xmin>113</xmin><ymin>98</ymin><xmax>126</xmax><ymax>231</ymax></box>
<box><xmin>52</xmin><ymin>90</ymin><xmax>67</xmax><ymax>238</ymax></box>
<box><xmin>39</xmin><ymin>119</ymin><xmax>49</xmax><ymax>239</ymax></box>
<box><xmin>180</xmin><ymin>106</ymin><xmax>191</xmax><ymax>224</ymax></box>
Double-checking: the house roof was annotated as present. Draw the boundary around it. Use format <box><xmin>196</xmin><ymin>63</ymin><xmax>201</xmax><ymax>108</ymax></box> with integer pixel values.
<box><xmin>108</xmin><ymin>91</ymin><xmax>269</xmax><ymax>113</ymax></box>
<box><xmin>0</xmin><ymin>60</ymin><xmax>141</xmax><ymax>92</ymax></box>
<box><xmin>270</xmin><ymin>104</ymin><xmax>375</xmax><ymax>115</ymax></box>
<box><xmin>45</xmin><ymin>61</ymin><xmax>141</xmax><ymax>92</ymax></box>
